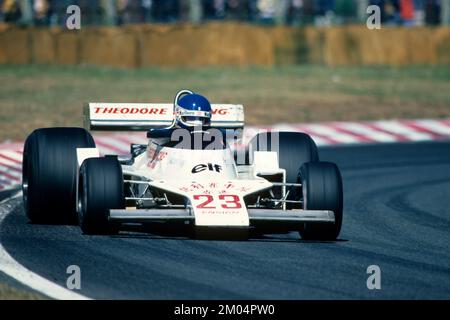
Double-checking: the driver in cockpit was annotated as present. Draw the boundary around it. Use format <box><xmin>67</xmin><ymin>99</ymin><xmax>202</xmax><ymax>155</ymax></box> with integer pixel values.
<box><xmin>147</xmin><ymin>90</ymin><xmax>223</xmax><ymax>149</ymax></box>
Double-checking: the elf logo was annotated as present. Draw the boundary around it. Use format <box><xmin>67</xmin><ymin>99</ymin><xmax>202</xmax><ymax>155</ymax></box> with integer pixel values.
<box><xmin>192</xmin><ymin>163</ymin><xmax>222</xmax><ymax>174</ymax></box>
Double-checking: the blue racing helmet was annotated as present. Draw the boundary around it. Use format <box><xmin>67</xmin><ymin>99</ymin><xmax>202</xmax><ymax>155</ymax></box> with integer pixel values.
<box><xmin>175</xmin><ymin>92</ymin><xmax>212</xmax><ymax>130</ymax></box>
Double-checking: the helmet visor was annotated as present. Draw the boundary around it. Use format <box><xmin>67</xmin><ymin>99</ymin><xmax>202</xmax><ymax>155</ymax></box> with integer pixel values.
<box><xmin>177</xmin><ymin>108</ymin><xmax>211</xmax><ymax>127</ymax></box>
<box><xmin>180</xmin><ymin>116</ymin><xmax>211</xmax><ymax>127</ymax></box>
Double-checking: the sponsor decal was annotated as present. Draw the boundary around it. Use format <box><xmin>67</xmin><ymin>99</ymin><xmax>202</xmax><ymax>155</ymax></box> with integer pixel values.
<box><xmin>191</xmin><ymin>163</ymin><xmax>222</xmax><ymax>174</ymax></box>
<box><xmin>147</xmin><ymin>147</ymin><xmax>168</xmax><ymax>169</ymax></box>
<box><xmin>192</xmin><ymin>194</ymin><xmax>244</xmax><ymax>215</ymax></box>
<box><xmin>211</xmin><ymin>109</ymin><xmax>229</xmax><ymax>115</ymax></box>
<box><xmin>178</xmin><ymin>182</ymin><xmax>252</xmax><ymax>196</ymax></box>
<box><xmin>178</xmin><ymin>182</ymin><xmax>236</xmax><ymax>193</ymax></box>
<box><xmin>93</xmin><ymin>106</ymin><xmax>168</xmax><ymax>115</ymax></box>
<box><xmin>92</xmin><ymin>106</ymin><xmax>228</xmax><ymax>116</ymax></box>
<box><xmin>193</xmin><ymin>194</ymin><xmax>242</xmax><ymax>209</ymax></box>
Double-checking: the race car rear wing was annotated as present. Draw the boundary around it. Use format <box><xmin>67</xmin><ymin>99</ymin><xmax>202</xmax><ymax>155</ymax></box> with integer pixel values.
<box><xmin>84</xmin><ymin>103</ymin><xmax>244</xmax><ymax>131</ymax></box>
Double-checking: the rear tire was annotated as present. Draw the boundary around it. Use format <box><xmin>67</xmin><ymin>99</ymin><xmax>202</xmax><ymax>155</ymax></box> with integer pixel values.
<box><xmin>22</xmin><ymin>127</ymin><xmax>95</xmax><ymax>224</ymax></box>
<box><xmin>249</xmin><ymin>132</ymin><xmax>319</xmax><ymax>182</ymax></box>
<box><xmin>298</xmin><ymin>162</ymin><xmax>343</xmax><ymax>241</ymax></box>
<box><xmin>78</xmin><ymin>157</ymin><xmax>125</xmax><ymax>235</ymax></box>
<box><xmin>249</xmin><ymin>132</ymin><xmax>319</xmax><ymax>208</ymax></box>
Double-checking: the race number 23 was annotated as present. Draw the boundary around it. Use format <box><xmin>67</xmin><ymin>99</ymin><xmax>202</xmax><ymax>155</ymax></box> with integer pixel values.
<box><xmin>193</xmin><ymin>195</ymin><xmax>242</xmax><ymax>209</ymax></box>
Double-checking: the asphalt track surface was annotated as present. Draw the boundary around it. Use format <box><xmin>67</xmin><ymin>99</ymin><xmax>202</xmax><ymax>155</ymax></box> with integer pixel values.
<box><xmin>1</xmin><ymin>142</ymin><xmax>450</xmax><ymax>299</ymax></box>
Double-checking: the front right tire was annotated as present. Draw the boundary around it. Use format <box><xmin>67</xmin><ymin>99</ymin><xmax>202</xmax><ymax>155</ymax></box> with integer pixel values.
<box><xmin>298</xmin><ymin>162</ymin><xmax>343</xmax><ymax>241</ymax></box>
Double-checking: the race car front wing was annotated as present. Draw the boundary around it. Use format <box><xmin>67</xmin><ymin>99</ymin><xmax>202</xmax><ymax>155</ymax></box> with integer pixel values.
<box><xmin>109</xmin><ymin>208</ymin><xmax>335</xmax><ymax>226</ymax></box>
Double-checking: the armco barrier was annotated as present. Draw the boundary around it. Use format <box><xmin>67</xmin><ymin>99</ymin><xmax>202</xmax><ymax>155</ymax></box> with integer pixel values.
<box><xmin>304</xmin><ymin>27</ymin><xmax>325</xmax><ymax>64</ymax></box>
<box><xmin>55</xmin><ymin>31</ymin><xmax>81</xmax><ymax>65</ymax></box>
<box><xmin>80</xmin><ymin>27</ymin><xmax>139</xmax><ymax>68</ymax></box>
<box><xmin>0</xmin><ymin>24</ymin><xmax>449</xmax><ymax>68</ymax></box>
<box><xmin>32</xmin><ymin>28</ymin><xmax>58</xmax><ymax>64</ymax></box>
<box><xmin>269</xmin><ymin>26</ymin><xmax>307</xmax><ymax>64</ymax></box>
<box><xmin>0</xmin><ymin>27</ymin><xmax>31</xmax><ymax>64</ymax></box>
<box><xmin>140</xmin><ymin>22</ymin><xmax>274</xmax><ymax>67</ymax></box>
<box><xmin>436</xmin><ymin>27</ymin><xmax>450</xmax><ymax>64</ymax></box>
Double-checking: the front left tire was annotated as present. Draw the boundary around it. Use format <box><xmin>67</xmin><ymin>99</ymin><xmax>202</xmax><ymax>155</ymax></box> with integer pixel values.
<box><xmin>78</xmin><ymin>157</ymin><xmax>125</xmax><ymax>235</ymax></box>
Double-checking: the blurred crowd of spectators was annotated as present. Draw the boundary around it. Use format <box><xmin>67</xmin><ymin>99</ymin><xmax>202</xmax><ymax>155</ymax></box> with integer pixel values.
<box><xmin>370</xmin><ymin>0</ymin><xmax>444</xmax><ymax>25</ymax></box>
<box><xmin>0</xmin><ymin>0</ymin><xmax>448</xmax><ymax>27</ymax></box>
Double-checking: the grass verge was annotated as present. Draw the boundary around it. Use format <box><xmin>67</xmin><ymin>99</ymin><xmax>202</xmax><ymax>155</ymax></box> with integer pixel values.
<box><xmin>0</xmin><ymin>283</ymin><xmax>43</xmax><ymax>300</ymax></box>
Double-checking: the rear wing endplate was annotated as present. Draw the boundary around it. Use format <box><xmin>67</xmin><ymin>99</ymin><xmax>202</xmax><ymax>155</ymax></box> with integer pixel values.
<box><xmin>84</xmin><ymin>103</ymin><xmax>244</xmax><ymax>131</ymax></box>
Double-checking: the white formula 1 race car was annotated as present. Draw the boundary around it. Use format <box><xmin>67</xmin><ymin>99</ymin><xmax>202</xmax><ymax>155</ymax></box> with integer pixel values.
<box><xmin>22</xmin><ymin>91</ymin><xmax>343</xmax><ymax>240</ymax></box>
